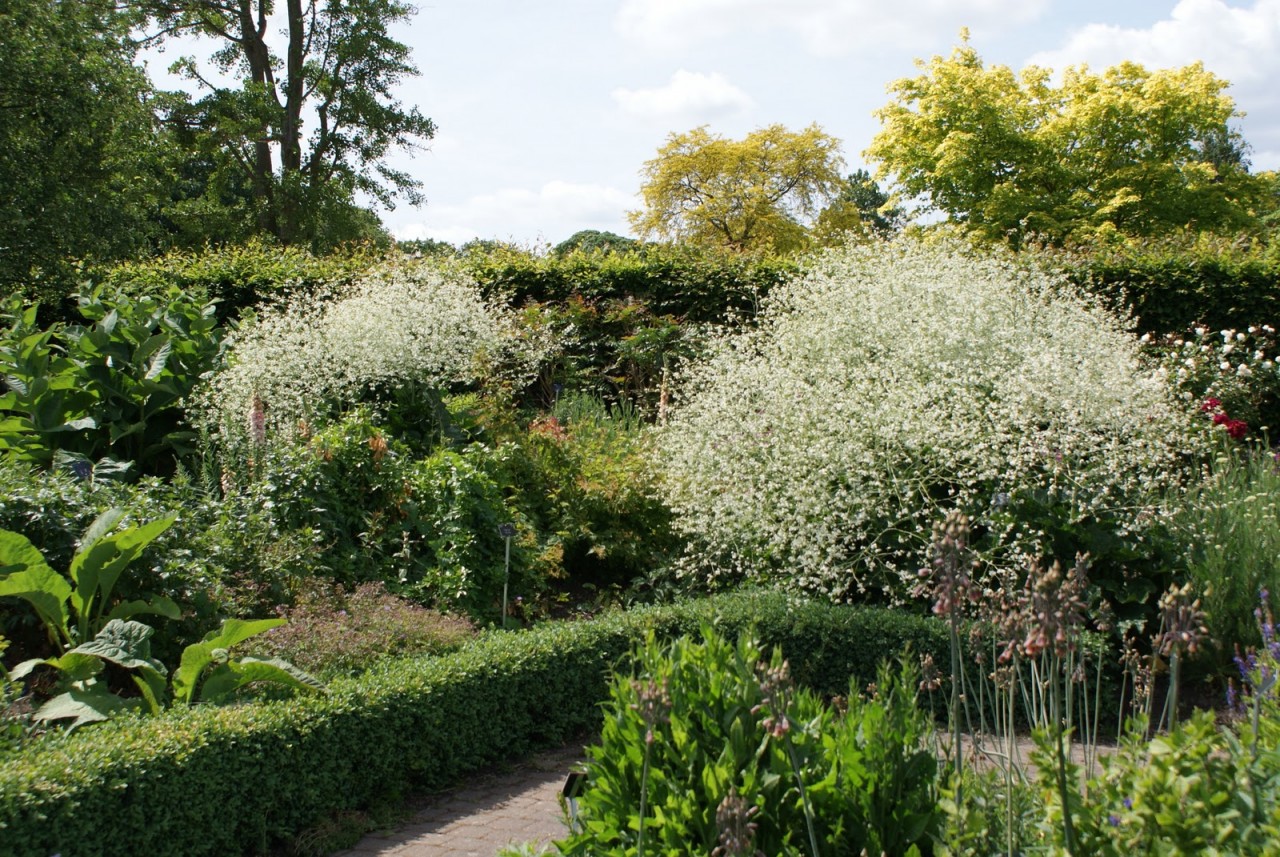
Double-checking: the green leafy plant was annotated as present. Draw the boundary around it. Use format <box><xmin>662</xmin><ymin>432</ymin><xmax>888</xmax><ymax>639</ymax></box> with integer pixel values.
<box><xmin>1171</xmin><ymin>445</ymin><xmax>1280</xmax><ymax>659</ymax></box>
<box><xmin>556</xmin><ymin>626</ymin><xmax>940</xmax><ymax>857</ymax></box>
<box><xmin>0</xmin><ymin>511</ymin><xmax>320</xmax><ymax>727</ymax></box>
<box><xmin>0</xmin><ymin>508</ymin><xmax>179</xmax><ymax>653</ymax></box>
<box><xmin>162</xmin><ymin>617</ymin><xmax>322</xmax><ymax>708</ymax></box>
<box><xmin>0</xmin><ymin>286</ymin><xmax>228</xmax><ymax>477</ymax></box>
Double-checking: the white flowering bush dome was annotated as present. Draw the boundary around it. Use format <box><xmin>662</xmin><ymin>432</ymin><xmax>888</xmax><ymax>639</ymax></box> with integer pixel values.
<box><xmin>657</xmin><ymin>238</ymin><xmax>1201</xmax><ymax>603</ymax></box>
<box><xmin>200</xmin><ymin>260</ymin><xmax>520</xmax><ymax>445</ymax></box>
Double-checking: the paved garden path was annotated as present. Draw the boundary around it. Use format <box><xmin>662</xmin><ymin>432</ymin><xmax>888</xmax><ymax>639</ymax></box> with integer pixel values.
<box><xmin>332</xmin><ymin>743</ymin><xmax>586</xmax><ymax>857</ymax></box>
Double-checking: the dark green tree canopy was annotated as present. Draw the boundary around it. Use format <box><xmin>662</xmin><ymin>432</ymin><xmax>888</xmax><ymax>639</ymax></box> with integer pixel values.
<box><xmin>552</xmin><ymin>230</ymin><xmax>639</xmax><ymax>256</ymax></box>
<box><xmin>147</xmin><ymin>0</ymin><xmax>436</xmax><ymax>247</ymax></box>
<box><xmin>0</xmin><ymin>0</ymin><xmax>165</xmax><ymax>292</ymax></box>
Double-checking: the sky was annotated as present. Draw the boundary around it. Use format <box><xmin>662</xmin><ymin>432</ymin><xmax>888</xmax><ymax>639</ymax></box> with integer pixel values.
<box><xmin>155</xmin><ymin>1</ymin><xmax>1280</xmax><ymax>247</ymax></box>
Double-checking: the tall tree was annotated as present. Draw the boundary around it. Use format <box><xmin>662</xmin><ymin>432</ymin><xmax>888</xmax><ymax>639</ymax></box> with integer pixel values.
<box><xmin>629</xmin><ymin>124</ymin><xmax>845</xmax><ymax>254</ymax></box>
<box><xmin>813</xmin><ymin>168</ymin><xmax>904</xmax><ymax>244</ymax></box>
<box><xmin>0</xmin><ymin>0</ymin><xmax>165</xmax><ymax>294</ymax></box>
<box><xmin>866</xmin><ymin>36</ymin><xmax>1266</xmax><ymax>244</ymax></box>
<box><xmin>148</xmin><ymin>0</ymin><xmax>435</xmax><ymax>246</ymax></box>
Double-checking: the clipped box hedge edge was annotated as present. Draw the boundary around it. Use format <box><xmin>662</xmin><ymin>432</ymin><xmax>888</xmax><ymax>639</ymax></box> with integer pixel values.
<box><xmin>0</xmin><ymin>590</ymin><xmax>947</xmax><ymax>857</ymax></box>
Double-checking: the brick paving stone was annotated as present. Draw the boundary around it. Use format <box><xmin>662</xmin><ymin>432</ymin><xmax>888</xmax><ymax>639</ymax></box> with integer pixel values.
<box><xmin>332</xmin><ymin>744</ymin><xmax>586</xmax><ymax>857</ymax></box>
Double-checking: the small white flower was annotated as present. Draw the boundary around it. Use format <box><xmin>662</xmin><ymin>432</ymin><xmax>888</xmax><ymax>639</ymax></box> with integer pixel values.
<box><xmin>1237</xmin><ymin>363</ymin><xmax>1253</xmax><ymax>377</ymax></box>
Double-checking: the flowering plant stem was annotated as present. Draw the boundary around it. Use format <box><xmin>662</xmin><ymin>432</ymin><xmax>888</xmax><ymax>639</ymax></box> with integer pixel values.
<box><xmin>949</xmin><ymin>610</ymin><xmax>964</xmax><ymax>800</ymax></box>
<box><xmin>1050</xmin><ymin>653</ymin><xmax>1079</xmax><ymax>857</ymax></box>
<box><xmin>781</xmin><ymin>730</ymin><xmax>821</xmax><ymax>857</ymax></box>
<box><xmin>636</xmin><ymin>741</ymin><xmax>651</xmax><ymax>857</ymax></box>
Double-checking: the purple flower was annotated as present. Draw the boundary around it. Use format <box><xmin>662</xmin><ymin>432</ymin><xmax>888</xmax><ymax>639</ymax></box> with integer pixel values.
<box><xmin>1123</xmin><ymin>798</ymin><xmax>1133</xmax><ymax>810</ymax></box>
<box><xmin>1108</xmin><ymin>814</ymin><xmax>1121</xmax><ymax>827</ymax></box>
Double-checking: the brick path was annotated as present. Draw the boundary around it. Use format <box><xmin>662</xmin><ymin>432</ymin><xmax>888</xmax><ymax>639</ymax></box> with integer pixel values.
<box><xmin>333</xmin><ymin>744</ymin><xmax>586</xmax><ymax>857</ymax></box>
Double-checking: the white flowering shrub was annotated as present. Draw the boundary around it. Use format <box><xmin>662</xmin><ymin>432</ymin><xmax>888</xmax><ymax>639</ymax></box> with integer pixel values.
<box><xmin>199</xmin><ymin>260</ymin><xmax>536</xmax><ymax>446</ymax></box>
<box><xmin>657</xmin><ymin>238</ymin><xmax>1203</xmax><ymax>603</ymax></box>
<box><xmin>1141</xmin><ymin>324</ymin><xmax>1280</xmax><ymax>441</ymax></box>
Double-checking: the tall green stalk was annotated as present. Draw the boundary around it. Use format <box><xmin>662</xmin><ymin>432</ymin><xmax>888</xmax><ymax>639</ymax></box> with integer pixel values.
<box><xmin>783</xmin><ymin>732</ymin><xmax>822</xmax><ymax>857</ymax></box>
<box><xmin>1050</xmin><ymin>654</ymin><xmax>1079</xmax><ymax>857</ymax></box>
<box><xmin>637</xmin><ymin>741</ymin><xmax>651</xmax><ymax>857</ymax></box>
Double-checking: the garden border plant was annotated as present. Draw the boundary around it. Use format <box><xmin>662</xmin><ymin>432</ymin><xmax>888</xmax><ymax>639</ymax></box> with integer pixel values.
<box><xmin>0</xmin><ymin>590</ymin><xmax>950</xmax><ymax>857</ymax></box>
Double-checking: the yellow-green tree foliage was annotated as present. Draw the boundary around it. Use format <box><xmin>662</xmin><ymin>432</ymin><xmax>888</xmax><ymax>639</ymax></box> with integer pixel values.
<box><xmin>629</xmin><ymin>124</ymin><xmax>845</xmax><ymax>253</ymax></box>
<box><xmin>866</xmin><ymin>37</ymin><xmax>1266</xmax><ymax>244</ymax></box>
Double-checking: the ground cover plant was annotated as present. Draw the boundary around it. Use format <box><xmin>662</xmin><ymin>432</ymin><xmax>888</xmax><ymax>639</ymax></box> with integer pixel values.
<box><xmin>256</xmin><ymin>581</ymin><xmax>475</xmax><ymax>678</ymax></box>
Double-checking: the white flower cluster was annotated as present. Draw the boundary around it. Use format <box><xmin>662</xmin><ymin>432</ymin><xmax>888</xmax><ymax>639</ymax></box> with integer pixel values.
<box><xmin>656</xmin><ymin>238</ymin><xmax>1201</xmax><ymax>602</ymax></box>
<box><xmin>198</xmin><ymin>260</ymin><xmax>520</xmax><ymax>442</ymax></box>
<box><xmin>1142</xmin><ymin>324</ymin><xmax>1280</xmax><ymax>434</ymax></box>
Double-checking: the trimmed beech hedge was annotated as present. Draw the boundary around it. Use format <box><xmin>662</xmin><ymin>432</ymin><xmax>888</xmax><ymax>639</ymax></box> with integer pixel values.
<box><xmin>0</xmin><ymin>591</ymin><xmax>946</xmax><ymax>857</ymax></box>
<box><xmin>461</xmin><ymin>244</ymin><xmax>797</xmax><ymax>323</ymax></box>
<box><xmin>1057</xmin><ymin>240</ymin><xmax>1280</xmax><ymax>334</ymax></box>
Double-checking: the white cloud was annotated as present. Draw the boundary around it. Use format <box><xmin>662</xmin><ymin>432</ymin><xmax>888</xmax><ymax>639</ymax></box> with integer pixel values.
<box><xmin>1027</xmin><ymin>0</ymin><xmax>1280</xmax><ymax>167</ymax></box>
<box><xmin>615</xmin><ymin>0</ymin><xmax>1048</xmax><ymax>55</ymax></box>
<box><xmin>392</xmin><ymin>181</ymin><xmax>636</xmax><ymax>246</ymax></box>
<box><xmin>1028</xmin><ymin>0</ymin><xmax>1279</xmax><ymax>82</ymax></box>
<box><xmin>612</xmin><ymin>70</ymin><xmax>755</xmax><ymax>122</ymax></box>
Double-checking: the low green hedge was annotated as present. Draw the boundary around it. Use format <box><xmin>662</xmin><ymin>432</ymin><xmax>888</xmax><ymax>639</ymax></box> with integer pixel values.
<box><xmin>459</xmin><ymin>243</ymin><xmax>797</xmax><ymax>323</ymax></box>
<box><xmin>0</xmin><ymin>591</ymin><xmax>947</xmax><ymax>857</ymax></box>
<box><xmin>1055</xmin><ymin>237</ymin><xmax>1280</xmax><ymax>334</ymax></box>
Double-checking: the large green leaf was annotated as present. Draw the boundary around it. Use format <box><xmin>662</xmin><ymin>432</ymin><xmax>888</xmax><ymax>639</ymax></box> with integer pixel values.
<box><xmin>106</xmin><ymin>595</ymin><xmax>181</xmax><ymax>624</ymax></box>
<box><xmin>69</xmin><ymin>619</ymin><xmax>167</xmax><ymax>674</ymax></box>
<box><xmin>0</xmin><ymin>531</ymin><xmax>70</xmax><ymax>646</ymax></box>
<box><xmin>33</xmin><ymin>684</ymin><xmax>130</xmax><ymax>729</ymax></box>
<box><xmin>79</xmin><ymin>507</ymin><xmax>127</xmax><ymax>550</ymax></box>
<box><xmin>172</xmin><ymin>618</ymin><xmax>286</xmax><ymax>704</ymax></box>
<box><xmin>199</xmin><ymin>617</ymin><xmax>286</xmax><ymax>649</ymax></box>
<box><xmin>8</xmin><ymin>653</ymin><xmax>104</xmax><ymax>684</ymax></box>
<box><xmin>199</xmin><ymin>656</ymin><xmax>324</xmax><ymax>704</ymax></box>
<box><xmin>69</xmin><ymin>513</ymin><xmax>175</xmax><ymax>637</ymax></box>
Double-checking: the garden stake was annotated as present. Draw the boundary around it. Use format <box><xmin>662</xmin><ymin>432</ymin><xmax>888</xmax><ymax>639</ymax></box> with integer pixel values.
<box><xmin>499</xmin><ymin>522</ymin><xmax>516</xmax><ymax>627</ymax></box>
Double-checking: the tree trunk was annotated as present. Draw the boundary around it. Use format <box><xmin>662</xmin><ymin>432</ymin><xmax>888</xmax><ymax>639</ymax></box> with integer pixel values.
<box><xmin>236</xmin><ymin>0</ymin><xmax>279</xmax><ymax>238</ymax></box>
<box><xmin>278</xmin><ymin>0</ymin><xmax>306</xmax><ymax>244</ymax></box>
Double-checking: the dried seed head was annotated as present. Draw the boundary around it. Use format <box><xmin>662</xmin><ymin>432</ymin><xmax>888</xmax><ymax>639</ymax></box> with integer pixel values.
<box><xmin>915</xmin><ymin>510</ymin><xmax>980</xmax><ymax>617</ymax></box>
<box><xmin>1154</xmin><ymin>582</ymin><xmax>1209</xmax><ymax>657</ymax></box>
<box><xmin>753</xmin><ymin>660</ymin><xmax>794</xmax><ymax>739</ymax></box>
<box><xmin>919</xmin><ymin>653</ymin><xmax>942</xmax><ymax>692</ymax></box>
<box><xmin>630</xmin><ymin>677</ymin><xmax>671</xmax><ymax>745</ymax></box>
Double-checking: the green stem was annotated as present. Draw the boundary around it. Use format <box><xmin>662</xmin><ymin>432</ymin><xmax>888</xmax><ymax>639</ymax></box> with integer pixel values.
<box><xmin>1052</xmin><ymin>655</ymin><xmax>1078</xmax><ymax>857</ymax></box>
<box><xmin>949</xmin><ymin>612</ymin><xmax>963</xmax><ymax>797</ymax></box>
<box><xmin>637</xmin><ymin>741</ymin><xmax>651</xmax><ymax>857</ymax></box>
<box><xmin>785</xmin><ymin>733</ymin><xmax>822</xmax><ymax>857</ymax></box>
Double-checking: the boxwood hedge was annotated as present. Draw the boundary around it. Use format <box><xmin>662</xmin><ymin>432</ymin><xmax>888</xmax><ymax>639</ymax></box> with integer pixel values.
<box><xmin>0</xmin><ymin>590</ymin><xmax>947</xmax><ymax>857</ymax></box>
